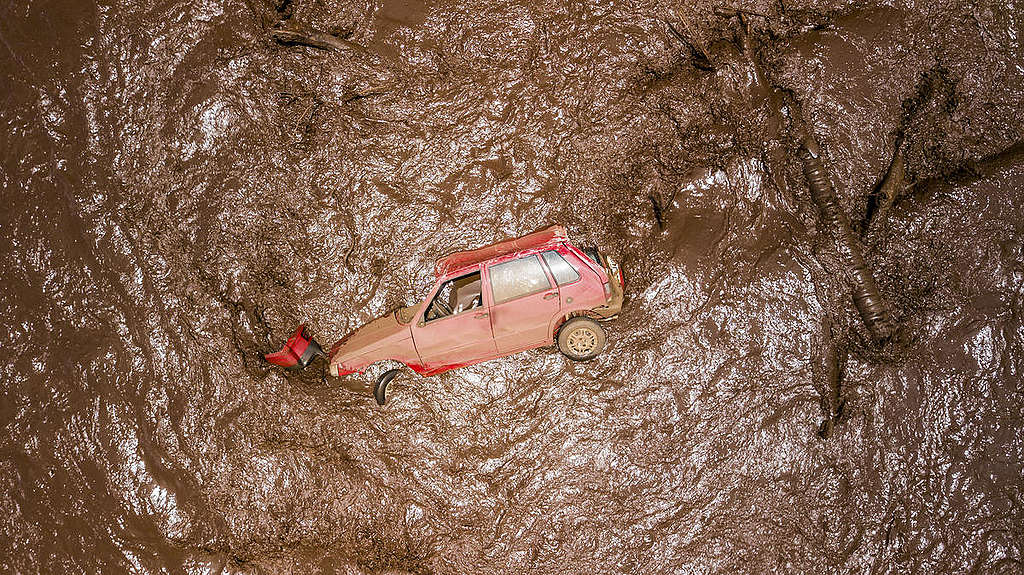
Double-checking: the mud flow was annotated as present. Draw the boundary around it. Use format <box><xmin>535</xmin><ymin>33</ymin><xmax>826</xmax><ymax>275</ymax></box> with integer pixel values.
<box><xmin>1</xmin><ymin>0</ymin><xmax>1022</xmax><ymax>572</ymax></box>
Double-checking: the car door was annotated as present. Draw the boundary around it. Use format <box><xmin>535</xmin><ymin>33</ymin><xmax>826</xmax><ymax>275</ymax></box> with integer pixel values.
<box><xmin>486</xmin><ymin>254</ymin><xmax>561</xmax><ymax>354</ymax></box>
<box><xmin>411</xmin><ymin>269</ymin><xmax>497</xmax><ymax>373</ymax></box>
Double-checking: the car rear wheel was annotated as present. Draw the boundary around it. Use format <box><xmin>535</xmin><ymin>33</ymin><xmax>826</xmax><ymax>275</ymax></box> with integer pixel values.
<box><xmin>557</xmin><ymin>317</ymin><xmax>606</xmax><ymax>361</ymax></box>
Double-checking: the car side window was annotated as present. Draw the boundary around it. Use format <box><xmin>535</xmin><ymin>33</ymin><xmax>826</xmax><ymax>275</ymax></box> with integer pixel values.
<box><xmin>541</xmin><ymin>250</ymin><xmax>581</xmax><ymax>285</ymax></box>
<box><xmin>489</xmin><ymin>255</ymin><xmax>552</xmax><ymax>304</ymax></box>
<box><xmin>424</xmin><ymin>271</ymin><xmax>482</xmax><ymax>322</ymax></box>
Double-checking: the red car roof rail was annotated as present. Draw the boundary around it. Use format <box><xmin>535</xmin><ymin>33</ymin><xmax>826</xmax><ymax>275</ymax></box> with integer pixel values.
<box><xmin>434</xmin><ymin>225</ymin><xmax>568</xmax><ymax>278</ymax></box>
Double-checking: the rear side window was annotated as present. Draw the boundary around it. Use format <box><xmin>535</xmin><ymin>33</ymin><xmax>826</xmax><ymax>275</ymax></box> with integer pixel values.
<box><xmin>489</xmin><ymin>255</ymin><xmax>552</xmax><ymax>304</ymax></box>
<box><xmin>541</xmin><ymin>251</ymin><xmax>581</xmax><ymax>285</ymax></box>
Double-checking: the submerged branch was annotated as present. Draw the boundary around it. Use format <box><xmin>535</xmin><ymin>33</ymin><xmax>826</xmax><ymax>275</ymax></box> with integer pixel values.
<box><xmin>271</xmin><ymin>28</ymin><xmax>366</xmax><ymax>54</ymax></box>
<box><xmin>799</xmin><ymin>137</ymin><xmax>895</xmax><ymax>344</ymax></box>
<box><xmin>863</xmin><ymin>135</ymin><xmax>906</xmax><ymax>237</ymax></box>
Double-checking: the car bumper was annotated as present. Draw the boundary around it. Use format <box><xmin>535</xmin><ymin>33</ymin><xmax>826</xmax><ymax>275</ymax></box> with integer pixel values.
<box><xmin>592</xmin><ymin>255</ymin><xmax>624</xmax><ymax>319</ymax></box>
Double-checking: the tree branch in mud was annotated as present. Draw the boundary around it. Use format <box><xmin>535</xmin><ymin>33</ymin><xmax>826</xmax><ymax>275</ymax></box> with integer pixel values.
<box><xmin>343</xmin><ymin>86</ymin><xmax>387</xmax><ymax>103</ymax></box>
<box><xmin>649</xmin><ymin>195</ymin><xmax>665</xmax><ymax>230</ymax></box>
<box><xmin>799</xmin><ymin>137</ymin><xmax>895</xmax><ymax>344</ymax></box>
<box><xmin>862</xmin><ymin>135</ymin><xmax>906</xmax><ymax>238</ymax></box>
<box><xmin>271</xmin><ymin>28</ymin><xmax>365</xmax><ymax>54</ymax></box>
<box><xmin>737</xmin><ymin>25</ymin><xmax>896</xmax><ymax>346</ymax></box>
<box><xmin>813</xmin><ymin>317</ymin><xmax>848</xmax><ymax>439</ymax></box>
<box><xmin>713</xmin><ymin>7</ymin><xmax>768</xmax><ymax>18</ymax></box>
<box><xmin>665</xmin><ymin>10</ymin><xmax>714</xmax><ymax>71</ymax></box>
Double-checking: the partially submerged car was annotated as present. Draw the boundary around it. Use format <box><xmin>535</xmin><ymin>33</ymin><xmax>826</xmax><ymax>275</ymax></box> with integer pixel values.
<box><xmin>266</xmin><ymin>225</ymin><xmax>625</xmax><ymax>404</ymax></box>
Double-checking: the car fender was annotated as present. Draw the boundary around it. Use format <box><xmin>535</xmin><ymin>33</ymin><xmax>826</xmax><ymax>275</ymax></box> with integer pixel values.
<box><xmin>548</xmin><ymin>308</ymin><xmax>602</xmax><ymax>343</ymax></box>
<box><xmin>357</xmin><ymin>346</ymin><xmax>422</xmax><ymax>374</ymax></box>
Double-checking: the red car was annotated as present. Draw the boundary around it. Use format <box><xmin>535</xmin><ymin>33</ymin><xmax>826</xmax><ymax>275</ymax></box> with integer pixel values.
<box><xmin>266</xmin><ymin>225</ymin><xmax>625</xmax><ymax>404</ymax></box>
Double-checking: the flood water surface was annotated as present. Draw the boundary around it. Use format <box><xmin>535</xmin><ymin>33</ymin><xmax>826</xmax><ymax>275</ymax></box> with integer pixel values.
<box><xmin>1</xmin><ymin>0</ymin><xmax>1022</xmax><ymax>573</ymax></box>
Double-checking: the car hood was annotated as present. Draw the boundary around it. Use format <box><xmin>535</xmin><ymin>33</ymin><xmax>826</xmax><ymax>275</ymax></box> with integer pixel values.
<box><xmin>331</xmin><ymin>308</ymin><xmax>414</xmax><ymax>360</ymax></box>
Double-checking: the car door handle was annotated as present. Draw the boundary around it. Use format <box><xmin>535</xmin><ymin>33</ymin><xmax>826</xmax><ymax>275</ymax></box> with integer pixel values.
<box><xmin>474</xmin><ymin>312</ymin><xmax>489</xmax><ymax>319</ymax></box>
<box><xmin>543</xmin><ymin>292</ymin><xmax>558</xmax><ymax>300</ymax></box>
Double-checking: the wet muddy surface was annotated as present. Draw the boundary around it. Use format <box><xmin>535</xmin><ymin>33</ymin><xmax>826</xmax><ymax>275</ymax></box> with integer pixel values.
<box><xmin>2</xmin><ymin>0</ymin><xmax>1023</xmax><ymax>573</ymax></box>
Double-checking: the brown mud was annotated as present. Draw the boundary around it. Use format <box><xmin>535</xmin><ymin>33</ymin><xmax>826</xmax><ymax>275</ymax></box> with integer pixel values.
<box><xmin>1</xmin><ymin>0</ymin><xmax>1023</xmax><ymax>573</ymax></box>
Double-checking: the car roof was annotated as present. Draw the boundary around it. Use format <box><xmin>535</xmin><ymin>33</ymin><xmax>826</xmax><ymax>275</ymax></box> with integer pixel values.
<box><xmin>434</xmin><ymin>224</ymin><xmax>568</xmax><ymax>278</ymax></box>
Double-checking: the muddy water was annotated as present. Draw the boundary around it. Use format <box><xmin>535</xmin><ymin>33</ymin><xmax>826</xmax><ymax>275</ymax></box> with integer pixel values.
<box><xmin>2</xmin><ymin>0</ymin><xmax>1022</xmax><ymax>572</ymax></box>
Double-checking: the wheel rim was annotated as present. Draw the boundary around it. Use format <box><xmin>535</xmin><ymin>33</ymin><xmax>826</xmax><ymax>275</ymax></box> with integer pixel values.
<box><xmin>566</xmin><ymin>327</ymin><xmax>598</xmax><ymax>355</ymax></box>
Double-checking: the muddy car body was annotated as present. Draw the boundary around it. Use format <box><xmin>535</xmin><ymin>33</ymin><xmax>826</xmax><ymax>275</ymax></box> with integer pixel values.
<box><xmin>266</xmin><ymin>225</ymin><xmax>624</xmax><ymax>403</ymax></box>
<box><xmin>328</xmin><ymin>225</ymin><xmax>624</xmax><ymax>380</ymax></box>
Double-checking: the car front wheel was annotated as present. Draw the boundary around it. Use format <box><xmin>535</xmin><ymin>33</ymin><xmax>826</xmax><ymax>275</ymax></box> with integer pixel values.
<box><xmin>557</xmin><ymin>317</ymin><xmax>607</xmax><ymax>361</ymax></box>
<box><xmin>365</xmin><ymin>360</ymin><xmax>406</xmax><ymax>405</ymax></box>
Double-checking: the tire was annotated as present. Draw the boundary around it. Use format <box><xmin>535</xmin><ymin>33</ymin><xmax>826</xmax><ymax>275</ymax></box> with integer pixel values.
<box><xmin>364</xmin><ymin>361</ymin><xmax>405</xmax><ymax>405</ymax></box>
<box><xmin>557</xmin><ymin>317</ymin><xmax>607</xmax><ymax>361</ymax></box>
<box><xmin>374</xmin><ymin>369</ymin><xmax>400</xmax><ymax>406</ymax></box>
